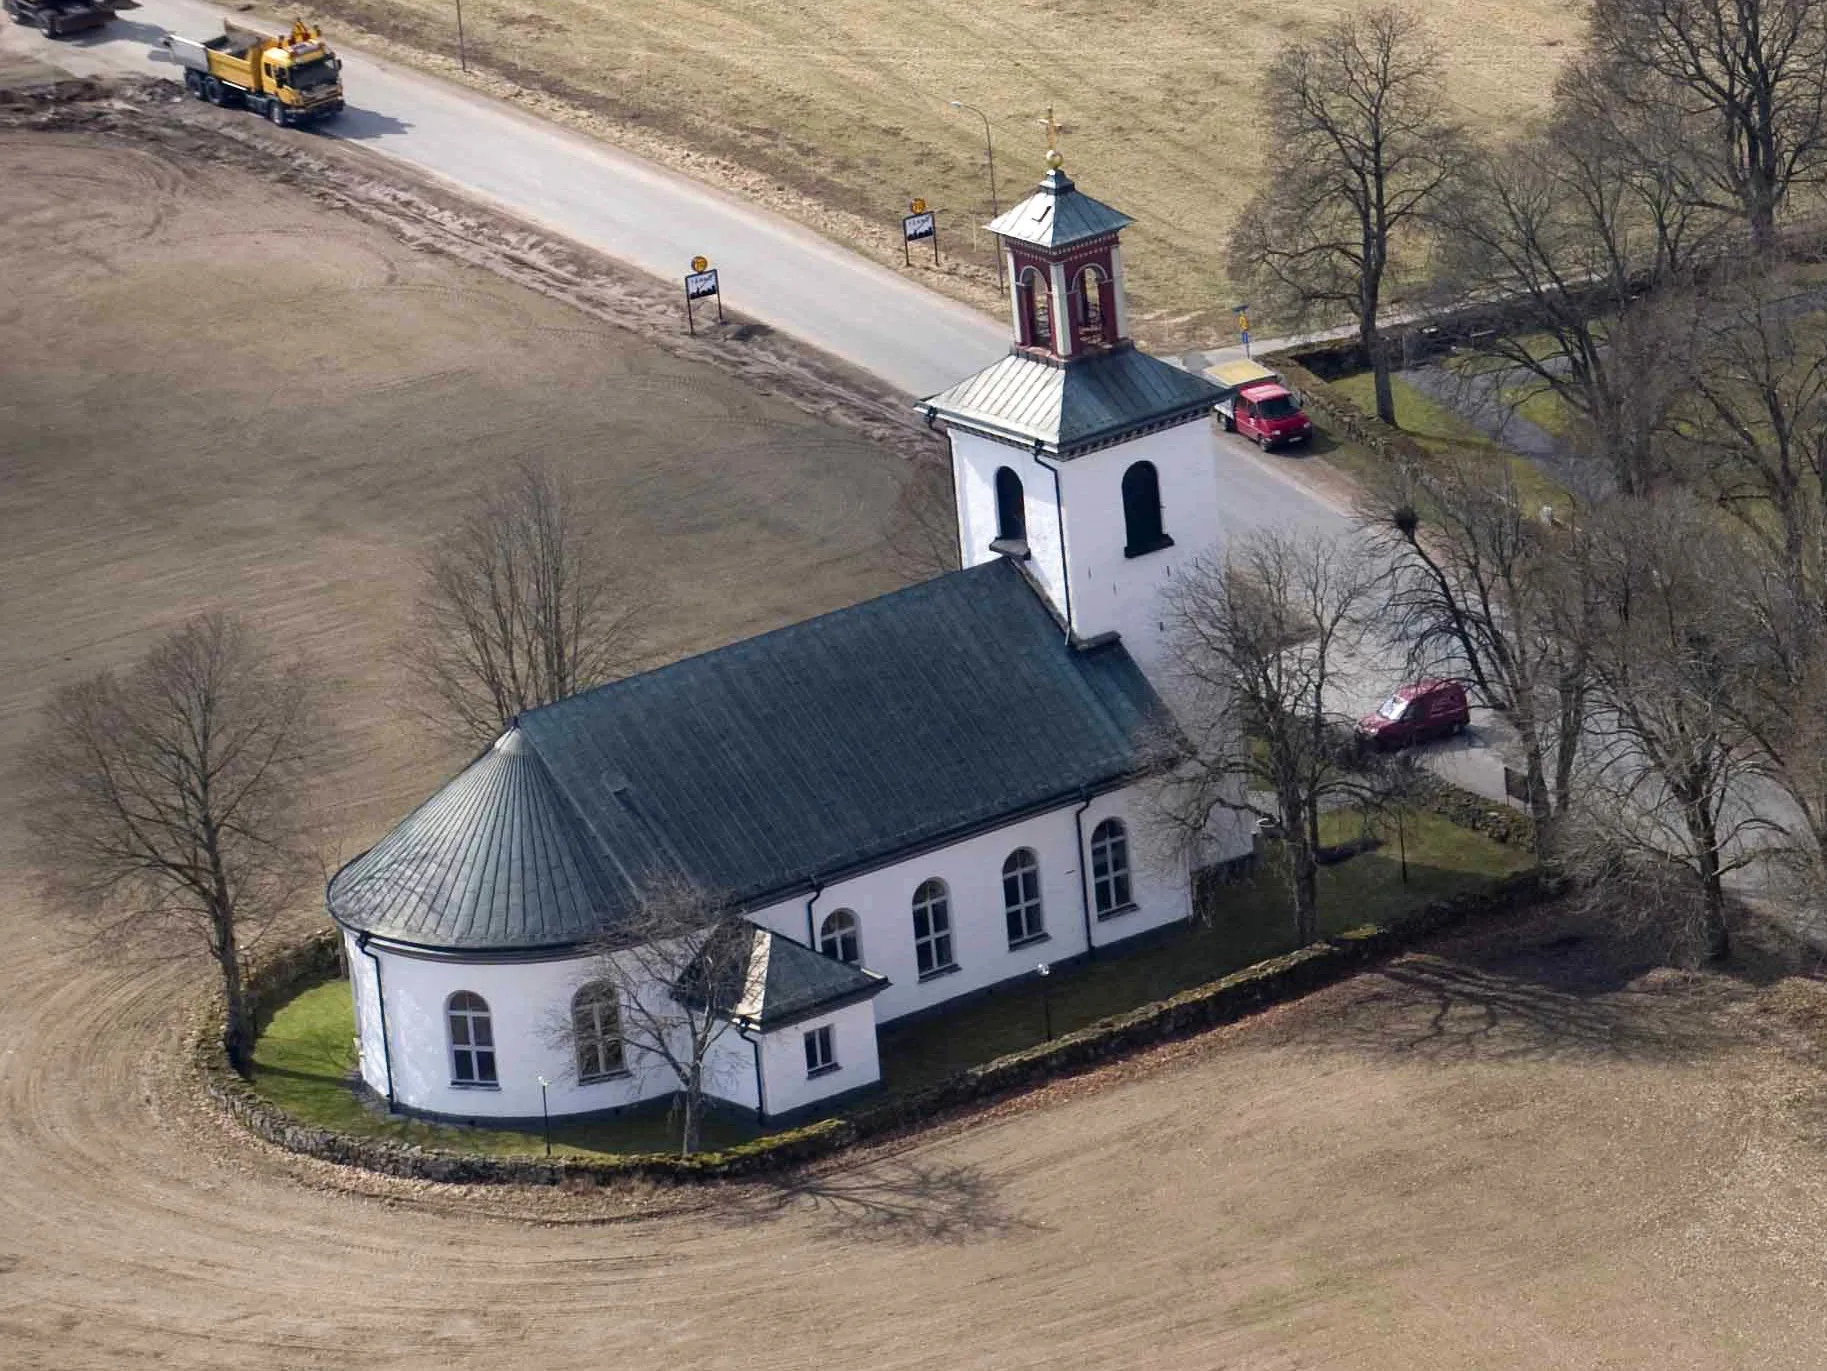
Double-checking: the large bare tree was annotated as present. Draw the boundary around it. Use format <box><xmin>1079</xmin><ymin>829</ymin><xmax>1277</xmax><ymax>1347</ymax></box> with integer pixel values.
<box><xmin>1587</xmin><ymin>0</ymin><xmax>1827</xmax><ymax>253</ymax></box>
<box><xmin>559</xmin><ymin>875</ymin><xmax>754</xmax><ymax>1155</ymax></box>
<box><xmin>406</xmin><ymin>458</ymin><xmax>649</xmax><ymax>746</ymax></box>
<box><xmin>1428</xmin><ymin>98</ymin><xmax>1718</xmax><ymax>494</ymax></box>
<box><xmin>1227</xmin><ymin>5</ymin><xmax>1464</xmax><ymax>425</ymax></box>
<box><xmin>1155</xmin><ymin>529</ymin><xmax>1381</xmax><ymax>945</ymax></box>
<box><xmin>22</xmin><ymin>614</ymin><xmax>319</xmax><ymax>1071</ymax></box>
<box><xmin>1364</xmin><ymin>454</ymin><xmax>1592</xmax><ymax>859</ymax></box>
<box><xmin>1569</xmin><ymin>494</ymin><xmax>1769</xmax><ymax>960</ymax></box>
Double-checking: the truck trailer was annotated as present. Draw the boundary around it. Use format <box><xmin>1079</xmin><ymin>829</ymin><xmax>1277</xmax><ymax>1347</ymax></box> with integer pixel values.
<box><xmin>4</xmin><ymin>0</ymin><xmax>134</xmax><ymax>39</ymax></box>
<box><xmin>163</xmin><ymin>19</ymin><xmax>344</xmax><ymax>126</ymax></box>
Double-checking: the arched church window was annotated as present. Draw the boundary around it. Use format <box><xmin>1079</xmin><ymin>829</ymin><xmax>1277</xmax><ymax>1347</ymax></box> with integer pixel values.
<box><xmin>1121</xmin><ymin>461</ymin><xmax>1172</xmax><ymax>557</ymax></box>
<box><xmin>1002</xmin><ymin>847</ymin><xmax>1044</xmax><ymax>946</ymax></box>
<box><xmin>1090</xmin><ymin>819</ymin><xmax>1132</xmax><ymax>916</ymax></box>
<box><xmin>912</xmin><ymin>879</ymin><xmax>956</xmax><ymax>978</ymax></box>
<box><xmin>994</xmin><ymin>466</ymin><xmax>1027</xmax><ymax>545</ymax></box>
<box><xmin>572</xmin><ymin>981</ymin><xmax>625</xmax><ymax>1080</ymax></box>
<box><xmin>819</xmin><ymin>909</ymin><xmax>862</xmax><ymax>966</ymax></box>
<box><xmin>447</xmin><ymin>990</ymin><xmax>498</xmax><ymax>1086</ymax></box>
<box><xmin>1021</xmin><ymin>268</ymin><xmax>1052</xmax><ymax>350</ymax></box>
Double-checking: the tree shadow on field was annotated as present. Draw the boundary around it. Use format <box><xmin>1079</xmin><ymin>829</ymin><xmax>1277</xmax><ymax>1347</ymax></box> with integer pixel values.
<box><xmin>716</xmin><ymin>1157</ymin><xmax>1040</xmax><ymax>1246</ymax></box>
<box><xmin>1325</xmin><ymin>920</ymin><xmax>1741</xmax><ymax>1066</ymax></box>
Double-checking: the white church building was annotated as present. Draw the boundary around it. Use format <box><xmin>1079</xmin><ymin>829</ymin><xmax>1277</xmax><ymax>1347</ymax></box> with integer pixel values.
<box><xmin>326</xmin><ymin>150</ymin><xmax>1254</xmax><ymax>1127</ymax></box>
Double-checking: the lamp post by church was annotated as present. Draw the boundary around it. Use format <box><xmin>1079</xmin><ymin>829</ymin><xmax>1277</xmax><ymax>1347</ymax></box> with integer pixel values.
<box><xmin>949</xmin><ymin>100</ymin><xmax>1002</xmax><ymax>291</ymax></box>
<box><xmin>536</xmin><ymin>1075</ymin><xmax>551</xmax><ymax>1156</ymax></box>
<box><xmin>1036</xmin><ymin>962</ymin><xmax>1053</xmax><ymax>1042</ymax></box>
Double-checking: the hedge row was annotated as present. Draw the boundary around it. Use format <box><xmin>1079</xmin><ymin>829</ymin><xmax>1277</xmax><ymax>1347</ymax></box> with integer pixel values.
<box><xmin>194</xmin><ymin>869</ymin><xmax>1554</xmax><ymax>1187</ymax></box>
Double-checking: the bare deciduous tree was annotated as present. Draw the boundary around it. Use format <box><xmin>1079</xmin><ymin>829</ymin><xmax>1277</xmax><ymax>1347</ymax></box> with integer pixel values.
<box><xmin>1588</xmin><ymin>0</ymin><xmax>1827</xmax><ymax>252</ymax></box>
<box><xmin>1364</xmin><ymin>455</ymin><xmax>1591</xmax><ymax>858</ymax></box>
<box><xmin>1226</xmin><ymin>4</ymin><xmax>1465</xmax><ymax>425</ymax></box>
<box><xmin>559</xmin><ymin>875</ymin><xmax>754</xmax><ymax>1155</ymax></box>
<box><xmin>1155</xmin><ymin>529</ymin><xmax>1381</xmax><ymax>944</ymax></box>
<box><xmin>1428</xmin><ymin>109</ymin><xmax>1715</xmax><ymax>494</ymax></box>
<box><xmin>22</xmin><ymin>614</ymin><xmax>319</xmax><ymax>1070</ymax></box>
<box><xmin>406</xmin><ymin>458</ymin><xmax>649</xmax><ymax>746</ymax></box>
<box><xmin>1571</xmin><ymin>494</ymin><xmax>1769</xmax><ymax>960</ymax></box>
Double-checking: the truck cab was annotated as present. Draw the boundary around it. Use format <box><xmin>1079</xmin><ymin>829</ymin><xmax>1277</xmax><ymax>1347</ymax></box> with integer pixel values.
<box><xmin>1205</xmin><ymin>360</ymin><xmax>1314</xmax><ymax>451</ymax></box>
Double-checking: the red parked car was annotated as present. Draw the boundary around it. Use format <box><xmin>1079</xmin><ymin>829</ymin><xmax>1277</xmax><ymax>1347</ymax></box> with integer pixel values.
<box><xmin>1357</xmin><ymin>679</ymin><xmax>1470</xmax><ymax>751</ymax></box>
<box><xmin>1224</xmin><ymin>382</ymin><xmax>1313</xmax><ymax>450</ymax></box>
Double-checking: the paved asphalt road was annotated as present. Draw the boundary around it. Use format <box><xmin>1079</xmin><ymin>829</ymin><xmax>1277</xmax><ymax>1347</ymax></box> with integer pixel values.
<box><xmin>18</xmin><ymin>0</ymin><xmax>1010</xmax><ymax>398</ymax></box>
<box><xmin>15</xmin><ymin>9</ymin><xmax>1360</xmax><ymax>544</ymax></box>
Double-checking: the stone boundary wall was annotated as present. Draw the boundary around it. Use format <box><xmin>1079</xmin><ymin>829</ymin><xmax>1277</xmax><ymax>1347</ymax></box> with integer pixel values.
<box><xmin>1263</xmin><ymin>344</ymin><xmax>1434</xmax><ymax>473</ymax></box>
<box><xmin>195</xmin><ymin>866</ymin><xmax>1555</xmax><ymax>1186</ymax></box>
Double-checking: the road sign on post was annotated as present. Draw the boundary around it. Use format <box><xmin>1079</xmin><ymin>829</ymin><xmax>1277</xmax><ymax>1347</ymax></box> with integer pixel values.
<box><xmin>683</xmin><ymin>258</ymin><xmax>721</xmax><ymax>335</ymax></box>
<box><xmin>903</xmin><ymin>202</ymin><xmax>939</xmax><ymax>267</ymax></box>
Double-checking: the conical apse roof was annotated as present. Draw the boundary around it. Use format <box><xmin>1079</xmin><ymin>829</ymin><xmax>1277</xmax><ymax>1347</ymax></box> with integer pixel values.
<box><xmin>328</xmin><ymin>727</ymin><xmax>625</xmax><ymax>952</ymax></box>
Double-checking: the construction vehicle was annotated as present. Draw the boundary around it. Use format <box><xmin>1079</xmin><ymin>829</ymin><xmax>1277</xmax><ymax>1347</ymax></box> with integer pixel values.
<box><xmin>163</xmin><ymin>19</ymin><xmax>344</xmax><ymax>127</ymax></box>
<box><xmin>4</xmin><ymin>0</ymin><xmax>135</xmax><ymax>39</ymax></box>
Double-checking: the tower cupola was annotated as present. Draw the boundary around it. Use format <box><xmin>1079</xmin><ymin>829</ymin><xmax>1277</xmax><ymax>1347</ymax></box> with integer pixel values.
<box><xmin>985</xmin><ymin>114</ymin><xmax>1135</xmax><ymax>360</ymax></box>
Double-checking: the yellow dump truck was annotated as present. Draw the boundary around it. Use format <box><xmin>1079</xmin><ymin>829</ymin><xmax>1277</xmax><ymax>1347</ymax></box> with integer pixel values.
<box><xmin>163</xmin><ymin>19</ymin><xmax>344</xmax><ymax>127</ymax></box>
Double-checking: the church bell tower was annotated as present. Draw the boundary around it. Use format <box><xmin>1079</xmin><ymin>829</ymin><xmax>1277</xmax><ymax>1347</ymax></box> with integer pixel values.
<box><xmin>917</xmin><ymin>120</ymin><xmax>1227</xmax><ymax>682</ymax></box>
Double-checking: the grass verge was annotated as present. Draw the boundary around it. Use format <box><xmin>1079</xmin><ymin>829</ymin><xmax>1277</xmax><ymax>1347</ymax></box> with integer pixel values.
<box><xmin>251</xmin><ymin>808</ymin><xmax>1527</xmax><ymax>1157</ymax></box>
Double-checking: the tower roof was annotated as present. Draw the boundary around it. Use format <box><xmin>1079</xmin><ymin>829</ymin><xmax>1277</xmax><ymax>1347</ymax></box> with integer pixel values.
<box><xmin>986</xmin><ymin>167</ymin><xmax>1133</xmax><ymax>249</ymax></box>
<box><xmin>919</xmin><ymin>344</ymin><xmax>1222</xmax><ymax>457</ymax></box>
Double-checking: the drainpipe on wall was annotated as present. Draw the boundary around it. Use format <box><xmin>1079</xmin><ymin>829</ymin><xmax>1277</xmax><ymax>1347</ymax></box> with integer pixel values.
<box><xmin>736</xmin><ymin>1025</ymin><xmax>768</xmax><ymax>1124</ymax></box>
<box><xmin>354</xmin><ymin>932</ymin><xmax>396</xmax><ymax>1111</ymax></box>
<box><xmin>1071</xmin><ymin>790</ymin><xmax>1097</xmax><ymax>960</ymax></box>
<box><xmin>803</xmin><ymin>877</ymin><xmax>826</xmax><ymax>950</ymax></box>
<box><xmin>1032</xmin><ymin>445</ymin><xmax>1074</xmax><ymax>643</ymax></box>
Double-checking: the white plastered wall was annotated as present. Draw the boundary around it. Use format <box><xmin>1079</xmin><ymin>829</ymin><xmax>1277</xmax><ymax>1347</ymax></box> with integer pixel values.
<box><xmin>1056</xmin><ymin>418</ymin><xmax>1226</xmax><ymax>681</ymax></box>
<box><xmin>746</xmin><ymin>784</ymin><xmax>1190</xmax><ymax>1025</ymax></box>
<box><xmin>951</xmin><ymin>428</ymin><xmax>1066</xmax><ymax>615</ymax></box>
<box><xmin>343</xmin><ymin>931</ymin><xmax>736</xmax><ymax>1121</ymax></box>
<box><xmin>755</xmin><ymin>1000</ymin><xmax>883</xmax><ymax>1118</ymax></box>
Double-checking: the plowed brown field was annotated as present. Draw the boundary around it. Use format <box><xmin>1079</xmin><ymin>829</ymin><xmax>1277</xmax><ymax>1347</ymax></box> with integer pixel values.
<box><xmin>4</xmin><ymin>114</ymin><xmax>1827</xmax><ymax>1371</ymax></box>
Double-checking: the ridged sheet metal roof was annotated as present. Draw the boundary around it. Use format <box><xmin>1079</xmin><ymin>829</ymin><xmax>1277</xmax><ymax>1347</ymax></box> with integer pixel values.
<box><xmin>919</xmin><ymin>344</ymin><xmax>1223</xmax><ymax>456</ymax></box>
<box><xmin>328</xmin><ymin>561</ymin><xmax>1166</xmax><ymax>953</ymax></box>
<box><xmin>986</xmin><ymin>168</ymin><xmax>1134</xmax><ymax>248</ymax></box>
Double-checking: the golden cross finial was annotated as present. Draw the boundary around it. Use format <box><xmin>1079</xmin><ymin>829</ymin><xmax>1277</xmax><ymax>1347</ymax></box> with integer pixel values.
<box><xmin>1040</xmin><ymin>106</ymin><xmax>1063</xmax><ymax>170</ymax></box>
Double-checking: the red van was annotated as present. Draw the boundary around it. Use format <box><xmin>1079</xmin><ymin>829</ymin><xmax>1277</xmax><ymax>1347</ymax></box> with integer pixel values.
<box><xmin>1227</xmin><ymin>382</ymin><xmax>1313</xmax><ymax>449</ymax></box>
<box><xmin>1357</xmin><ymin>679</ymin><xmax>1470</xmax><ymax>751</ymax></box>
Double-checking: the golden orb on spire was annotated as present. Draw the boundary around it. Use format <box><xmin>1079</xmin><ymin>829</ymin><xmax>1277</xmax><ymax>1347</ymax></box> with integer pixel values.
<box><xmin>1040</xmin><ymin>105</ymin><xmax>1063</xmax><ymax>171</ymax></box>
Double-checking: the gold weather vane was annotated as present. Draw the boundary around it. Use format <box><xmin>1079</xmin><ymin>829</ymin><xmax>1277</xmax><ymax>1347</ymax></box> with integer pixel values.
<box><xmin>1040</xmin><ymin>105</ymin><xmax>1063</xmax><ymax>170</ymax></box>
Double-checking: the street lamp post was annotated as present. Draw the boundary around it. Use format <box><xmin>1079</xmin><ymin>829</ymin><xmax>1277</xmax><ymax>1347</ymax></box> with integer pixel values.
<box><xmin>1036</xmin><ymin>962</ymin><xmax>1052</xmax><ymax>1042</ymax></box>
<box><xmin>949</xmin><ymin>100</ymin><xmax>1003</xmax><ymax>292</ymax></box>
<box><xmin>536</xmin><ymin>1075</ymin><xmax>551</xmax><ymax>1157</ymax></box>
<box><xmin>454</xmin><ymin>0</ymin><xmax>467</xmax><ymax>72</ymax></box>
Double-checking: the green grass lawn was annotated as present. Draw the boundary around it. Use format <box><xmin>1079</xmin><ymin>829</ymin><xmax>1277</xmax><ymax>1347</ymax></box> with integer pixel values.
<box><xmin>1328</xmin><ymin>371</ymin><xmax>1568</xmax><ymax>515</ymax></box>
<box><xmin>251</xmin><ymin>808</ymin><xmax>1527</xmax><ymax>1158</ymax></box>
<box><xmin>251</xmin><ymin>984</ymin><xmax>763</xmax><ymax>1158</ymax></box>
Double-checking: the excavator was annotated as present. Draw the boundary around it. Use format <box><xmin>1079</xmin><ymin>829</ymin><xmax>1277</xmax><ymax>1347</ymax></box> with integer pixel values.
<box><xmin>163</xmin><ymin>18</ymin><xmax>345</xmax><ymax>127</ymax></box>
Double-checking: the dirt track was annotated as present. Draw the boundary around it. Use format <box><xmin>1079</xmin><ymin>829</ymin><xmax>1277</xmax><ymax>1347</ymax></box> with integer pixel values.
<box><xmin>6</xmin><ymin>99</ymin><xmax>1827</xmax><ymax>1371</ymax></box>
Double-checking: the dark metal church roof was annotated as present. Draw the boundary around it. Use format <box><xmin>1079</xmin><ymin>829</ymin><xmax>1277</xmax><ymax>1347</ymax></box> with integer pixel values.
<box><xmin>918</xmin><ymin>343</ymin><xmax>1223</xmax><ymax>457</ymax></box>
<box><xmin>326</xmin><ymin>729</ymin><xmax>620</xmax><ymax>952</ymax></box>
<box><xmin>986</xmin><ymin>167</ymin><xmax>1134</xmax><ymax>249</ymax></box>
<box><xmin>677</xmin><ymin>925</ymin><xmax>888</xmax><ymax>1029</ymax></box>
<box><xmin>328</xmin><ymin>559</ymin><xmax>1168</xmax><ymax>954</ymax></box>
